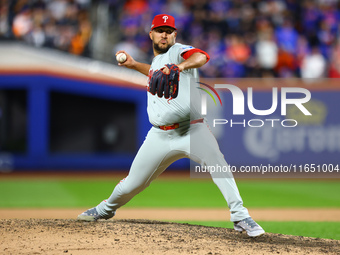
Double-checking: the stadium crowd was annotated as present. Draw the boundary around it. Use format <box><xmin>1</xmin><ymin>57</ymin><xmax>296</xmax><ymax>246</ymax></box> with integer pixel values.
<box><xmin>113</xmin><ymin>0</ymin><xmax>340</xmax><ymax>78</ymax></box>
<box><xmin>1</xmin><ymin>0</ymin><xmax>340</xmax><ymax>78</ymax></box>
<box><xmin>0</xmin><ymin>0</ymin><xmax>92</xmax><ymax>56</ymax></box>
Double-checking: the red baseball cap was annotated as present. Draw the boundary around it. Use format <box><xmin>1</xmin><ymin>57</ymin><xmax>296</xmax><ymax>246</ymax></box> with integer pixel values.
<box><xmin>151</xmin><ymin>14</ymin><xmax>177</xmax><ymax>30</ymax></box>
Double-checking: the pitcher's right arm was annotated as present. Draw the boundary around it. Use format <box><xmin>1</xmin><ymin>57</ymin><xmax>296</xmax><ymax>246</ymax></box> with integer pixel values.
<box><xmin>115</xmin><ymin>51</ymin><xmax>150</xmax><ymax>76</ymax></box>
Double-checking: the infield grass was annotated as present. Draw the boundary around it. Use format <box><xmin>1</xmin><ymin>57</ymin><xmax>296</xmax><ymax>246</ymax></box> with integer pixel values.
<box><xmin>0</xmin><ymin>178</ymin><xmax>339</xmax><ymax>208</ymax></box>
<box><xmin>1</xmin><ymin>177</ymin><xmax>339</xmax><ymax>241</ymax></box>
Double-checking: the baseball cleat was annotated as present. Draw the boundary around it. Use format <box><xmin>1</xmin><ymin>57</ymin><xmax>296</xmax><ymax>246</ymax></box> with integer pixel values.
<box><xmin>234</xmin><ymin>217</ymin><xmax>265</xmax><ymax>237</ymax></box>
<box><xmin>77</xmin><ymin>207</ymin><xmax>113</xmax><ymax>222</ymax></box>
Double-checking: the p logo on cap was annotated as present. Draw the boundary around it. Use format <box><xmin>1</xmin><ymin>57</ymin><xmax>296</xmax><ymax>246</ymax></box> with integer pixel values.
<box><xmin>151</xmin><ymin>14</ymin><xmax>177</xmax><ymax>30</ymax></box>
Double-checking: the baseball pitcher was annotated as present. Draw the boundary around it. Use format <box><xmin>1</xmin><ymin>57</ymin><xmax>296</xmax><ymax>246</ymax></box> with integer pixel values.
<box><xmin>77</xmin><ymin>14</ymin><xmax>265</xmax><ymax>237</ymax></box>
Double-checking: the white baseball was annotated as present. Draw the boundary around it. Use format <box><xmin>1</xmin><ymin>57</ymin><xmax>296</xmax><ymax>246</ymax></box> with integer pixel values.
<box><xmin>116</xmin><ymin>53</ymin><xmax>127</xmax><ymax>63</ymax></box>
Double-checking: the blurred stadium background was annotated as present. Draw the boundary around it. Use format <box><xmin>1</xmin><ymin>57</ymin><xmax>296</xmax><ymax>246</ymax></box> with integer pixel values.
<box><xmin>3</xmin><ymin>0</ymin><xmax>340</xmax><ymax>78</ymax></box>
<box><xmin>1</xmin><ymin>0</ymin><xmax>340</xmax><ymax>171</ymax></box>
<box><xmin>0</xmin><ymin>0</ymin><xmax>340</xmax><ymax>241</ymax></box>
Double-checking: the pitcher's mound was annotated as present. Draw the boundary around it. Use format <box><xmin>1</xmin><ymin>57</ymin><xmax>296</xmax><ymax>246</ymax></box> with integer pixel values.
<box><xmin>0</xmin><ymin>219</ymin><xmax>339</xmax><ymax>255</ymax></box>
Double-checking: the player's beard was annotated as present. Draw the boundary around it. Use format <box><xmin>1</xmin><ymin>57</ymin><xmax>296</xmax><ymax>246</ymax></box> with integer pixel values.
<box><xmin>153</xmin><ymin>42</ymin><xmax>172</xmax><ymax>54</ymax></box>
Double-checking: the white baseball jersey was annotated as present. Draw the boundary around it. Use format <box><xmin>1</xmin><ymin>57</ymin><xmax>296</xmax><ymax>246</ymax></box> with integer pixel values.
<box><xmin>147</xmin><ymin>43</ymin><xmax>202</xmax><ymax>126</ymax></box>
<box><xmin>95</xmin><ymin>42</ymin><xmax>251</xmax><ymax>224</ymax></box>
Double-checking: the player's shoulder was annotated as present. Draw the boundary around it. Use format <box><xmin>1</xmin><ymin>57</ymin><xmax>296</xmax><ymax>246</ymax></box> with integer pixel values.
<box><xmin>170</xmin><ymin>43</ymin><xmax>195</xmax><ymax>53</ymax></box>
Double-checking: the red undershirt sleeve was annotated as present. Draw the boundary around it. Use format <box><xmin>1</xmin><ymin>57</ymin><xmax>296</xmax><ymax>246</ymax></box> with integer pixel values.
<box><xmin>181</xmin><ymin>49</ymin><xmax>210</xmax><ymax>63</ymax></box>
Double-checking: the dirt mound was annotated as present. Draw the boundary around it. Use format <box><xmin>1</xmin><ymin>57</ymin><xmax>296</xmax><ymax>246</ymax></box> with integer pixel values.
<box><xmin>0</xmin><ymin>219</ymin><xmax>339</xmax><ymax>255</ymax></box>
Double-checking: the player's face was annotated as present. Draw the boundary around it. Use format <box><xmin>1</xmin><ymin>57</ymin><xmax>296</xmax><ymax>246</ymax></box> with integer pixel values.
<box><xmin>150</xmin><ymin>27</ymin><xmax>177</xmax><ymax>54</ymax></box>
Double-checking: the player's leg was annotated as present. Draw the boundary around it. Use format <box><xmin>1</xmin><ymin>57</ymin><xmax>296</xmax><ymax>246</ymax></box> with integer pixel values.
<box><xmin>186</xmin><ymin>122</ymin><xmax>249</xmax><ymax>221</ymax></box>
<box><xmin>188</xmin><ymin>122</ymin><xmax>265</xmax><ymax>236</ymax></box>
<box><xmin>78</xmin><ymin>127</ymin><xmax>185</xmax><ymax>221</ymax></box>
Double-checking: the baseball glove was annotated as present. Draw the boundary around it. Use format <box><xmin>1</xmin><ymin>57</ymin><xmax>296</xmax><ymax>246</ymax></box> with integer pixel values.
<box><xmin>149</xmin><ymin>64</ymin><xmax>180</xmax><ymax>99</ymax></box>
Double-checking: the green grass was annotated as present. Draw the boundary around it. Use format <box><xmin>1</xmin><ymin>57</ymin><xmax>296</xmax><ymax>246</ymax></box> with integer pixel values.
<box><xmin>176</xmin><ymin>221</ymin><xmax>340</xmax><ymax>240</ymax></box>
<box><xmin>0</xmin><ymin>178</ymin><xmax>339</xmax><ymax>208</ymax></box>
<box><xmin>1</xmin><ymin>178</ymin><xmax>339</xmax><ymax>240</ymax></box>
